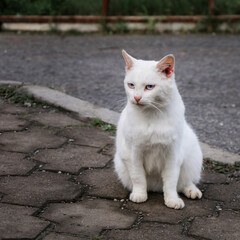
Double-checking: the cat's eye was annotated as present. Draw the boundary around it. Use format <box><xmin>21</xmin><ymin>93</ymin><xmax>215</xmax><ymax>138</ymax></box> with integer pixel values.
<box><xmin>145</xmin><ymin>84</ymin><xmax>155</xmax><ymax>90</ymax></box>
<box><xmin>128</xmin><ymin>83</ymin><xmax>135</xmax><ymax>89</ymax></box>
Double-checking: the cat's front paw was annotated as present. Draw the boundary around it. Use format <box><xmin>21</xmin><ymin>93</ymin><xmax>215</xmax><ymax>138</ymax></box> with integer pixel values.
<box><xmin>129</xmin><ymin>191</ymin><xmax>148</xmax><ymax>203</ymax></box>
<box><xmin>164</xmin><ymin>197</ymin><xmax>185</xmax><ymax>209</ymax></box>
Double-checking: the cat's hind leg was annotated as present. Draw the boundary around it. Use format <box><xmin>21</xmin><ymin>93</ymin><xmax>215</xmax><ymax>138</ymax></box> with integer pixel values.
<box><xmin>182</xmin><ymin>183</ymin><xmax>202</xmax><ymax>199</ymax></box>
<box><xmin>178</xmin><ymin>146</ymin><xmax>202</xmax><ymax>200</ymax></box>
<box><xmin>114</xmin><ymin>153</ymin><xmax>133</xmax><ymax>191</ymax></box>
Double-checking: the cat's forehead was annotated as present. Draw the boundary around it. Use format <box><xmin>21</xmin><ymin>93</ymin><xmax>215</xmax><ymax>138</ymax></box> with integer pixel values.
<box><xmin>135</xmin><ymin>59</ymin><xmax>157</xmax><ymax>67</ymax></box>
<box><xmin>126</xmin><ymin>59</ymin><xmax>159</xmax><ymax>79</ymax></box>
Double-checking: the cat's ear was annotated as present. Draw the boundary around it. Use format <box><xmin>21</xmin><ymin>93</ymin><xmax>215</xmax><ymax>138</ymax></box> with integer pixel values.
<box><xmin>122</xmin><ymin>50</ymin><xmax>136</xmax><ymax>71</ymax></box>
<box><xmin>156</xmin><ymin>54</ymin><xmax>175</xmax><ymax>78</ymax></box>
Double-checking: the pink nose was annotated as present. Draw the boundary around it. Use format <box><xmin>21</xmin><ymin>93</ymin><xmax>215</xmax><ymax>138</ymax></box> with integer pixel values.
<box><xmin>134</xmin><ymin>96</ymin><xmax>142</xmax><ymax>103</ymax></box>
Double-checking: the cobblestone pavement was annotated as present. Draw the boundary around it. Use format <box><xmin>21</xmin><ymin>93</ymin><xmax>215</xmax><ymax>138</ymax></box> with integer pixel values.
<box><xmin>0</xmin><ymin>33</ymin><xmax>239</xmax><ymax>154</ymax></box>
<box><xmin>0</xmin><ymin>95</ymin><xmax>239</xmax><ymax>240</ymax></box>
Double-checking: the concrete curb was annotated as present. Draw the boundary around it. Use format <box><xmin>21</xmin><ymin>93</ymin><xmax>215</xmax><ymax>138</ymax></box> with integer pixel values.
<box><xmin>1</xmin><ymin>80</ymin><xmax>239</xmax><ymax>164</ymax></box>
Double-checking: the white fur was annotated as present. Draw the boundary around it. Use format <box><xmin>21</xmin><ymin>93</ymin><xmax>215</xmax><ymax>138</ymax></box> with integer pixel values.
<box><xmin>114</xmin><ymin>51</ymin><xmax>202</xmax><ymax>209</ymax></box>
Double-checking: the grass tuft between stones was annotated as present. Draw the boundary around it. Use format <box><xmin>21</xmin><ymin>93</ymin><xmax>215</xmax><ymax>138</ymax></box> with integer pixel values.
<box><xmin>91</xmin><ymin>118</ymin><xmax>116</xmax><ymax>134</ymax></box>
<box><xmin>204</xmin><ymin>159</ymin><xmax>240</xmax><ymax>174</ymax></box>
<box><xmin>0</xmin><ymin>86</ymin><xmax>38</xmax><ymax>107</ymax></box>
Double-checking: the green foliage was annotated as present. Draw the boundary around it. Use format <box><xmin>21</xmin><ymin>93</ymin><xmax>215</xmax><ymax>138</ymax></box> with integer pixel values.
<box><xmin>1</xmin><ymin>0</ymin><xmax>240</xmax><ymax>16</ymax></box>
<box><xmin>0</xmin><ymin>86</ymin><xmax>36</xmax><ymax>105</ymax></box>
<box><xmin>204</xmin><ymin>159</ymin><xmax>240</xmax><ymax>174</ymax></box>
<box><xmin>92</xmin><ymin>118</ymin><xmax>116</xmax><ymax>133</ymax></box>
<box><xmin>0</xmin><ymin>0</ymin><xmax>102</xmax><ymax>16</ymax></box>
<box><xmin>214</xmin><ymin>0</ymin><xmax>240</xmax><ymax>15</ymax></box>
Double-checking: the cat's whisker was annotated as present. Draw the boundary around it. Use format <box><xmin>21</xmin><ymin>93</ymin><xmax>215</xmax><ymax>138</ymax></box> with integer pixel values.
<box><xmin>148</xmin><ymin>102</ymin><xmax>163</xmax><ymax>114</ymax></box>
<box><xmin>114</xmin><ymin>98</ymin><xmax>128</xmax><ymax>110</ymax></box>
<box><xmin>145</xmin><ymin>100</ymin><xmax>164</xmax><ymax>112</ymax></box>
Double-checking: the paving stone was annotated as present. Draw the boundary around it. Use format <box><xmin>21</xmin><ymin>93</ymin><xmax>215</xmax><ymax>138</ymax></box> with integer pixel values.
<box><xmin>41</xmin><ymin>198</ymin><xmax>136</xmax><ymax>237</ymax></box>
<box><xmin>0</xmin><ymin>151</ymin><xmax>35</xmax><ymax>175</ymax></box>
<box><xmin>43</xmin><ymin>233</ymin><xmax>88</xmax><ymax>240</ymax></box>
<box><xmin>0</xmin><ymin>172</ymin><xmax>82</xmax><ymax>207</ymax></box>
<box><xmin>0</xmin><ymin>203</ymin><xmax>49</xmax><ymax>239</ymax></box>
<box><xmin>0</xmin><ymin>127</ymin><xmax>66</xmax><ymax>153</ymax></box>
<box><xmin>61</xmin><ymin>127</ymin><xmax>113</xmax><ymax>148</ymax></box>
<box><xmin>125</xmin><ymin>192</ymin><xmax>217</xmax><ymax>224</ymax></box>
<box><xmin>103</xmin><ymin>222</ymin><xmax>194</xmax><ymax>240</ymax></box>
<box><xmin>30</xmin><ymin>111</ymin><xmax>85</xmax><ymax>127</ymax></box>
<box><xmin>201</xmin><ymin>169</ymin><xmax>229</xmax><ymax>184</ymax></box>
<box><xmin>0</xmin><ymin>102</ymin><xmax>28</xmax><ymax>114</ymax></box>
<box><xmin>189</xmin><ymin>210</ymin><xmax>240</xmax><ymax>240</ymax></box>
<box><xmin>34</xmin><ymin>144</ymin><xmax>111</xmax><ymax>173</ymax></box>
<box><xmin>78</xmin><ymin>165</ymin><xmax>128</xmax><ymax>199</ymax></box>
<box><xmin>101</xmin><ymin>143</ymin><xmax>115</xmax><ymax>156</ymax></box>
<box><xmin>0</xmin><ymin>113</ymin><xmax>27</xmax><ymax>131</ymax></box>
<box><xmin>204</xmin><ymin>181</ymin><xmax>240</xmax><ymax>209</ymax></box>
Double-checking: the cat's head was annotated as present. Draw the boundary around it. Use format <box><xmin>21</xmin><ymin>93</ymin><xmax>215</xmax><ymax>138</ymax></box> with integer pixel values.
<box><xmin>122</xmin><ymin>50</ymin><xmax>175</xmax><ymax>110</ymax></box>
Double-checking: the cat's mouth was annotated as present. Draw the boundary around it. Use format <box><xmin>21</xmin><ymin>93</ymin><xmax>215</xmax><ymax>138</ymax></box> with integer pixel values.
<box><xmin>136</xmin><ymin>102</ymin><xmax>145</xmax><ymax>107</ymax></box>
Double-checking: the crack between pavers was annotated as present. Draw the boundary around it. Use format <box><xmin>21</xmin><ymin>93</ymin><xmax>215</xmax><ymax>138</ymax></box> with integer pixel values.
<box><xmin>0</xmin><ymin>201</ymin><xmax>38</xmax><ymax>208</ymax></box>
<box><xmin>0</xmin><ymin>121</ymin><xmax>38</xmax><ymax>134</ymax></box>
<box><xmin>141</xmin><ymin>219</ymin><xmax>181</xmax><ymax>226</ymax></box>
<box><xmin>82</xmin><ymin>194</ymin><xmax>129</xmax><ymax>203</ymax></box>
<box><xmin>34</xmin><ymin>223</ymin><xmax>56</xmax><ymax>240</ymax></box>
<box><xmin>71</xmin><ymin>143</ymin><xmax>100</xmax><ymax>149</ymax></box>
<box><xmin>37</xmin><ymin>168</ymin><xmax>78</xmax><ymax>177</ymax></box>
<box><xmin>2</xmin><ymin>238</ymin><xmax>35</xmax><ymax>240</ymax></box>
<box><xmin>0</xmin><ymin>140</ymin><xmax>69</xmax><ymax>154</ymax></box>
<box><xmin>187</xmin><ymin>232</ymin><xmax>212</xmax><ymax>240</ymax></box>
<box><xmin>32</xmin><ymin>194</ymin><xmax>85</xmax><ymax>218</ymax></box>
<box><xmin>181</xmin><ymin>202</ymin><xmax>225</xmax><ymax>239</ymax></box>
<box><xmin>99</xmin><ymin>214</ymin><xmax>142</xmax><ymax>238</ymax></box>
<box><xmin>40</xmin><ymin>157</ymin><xmax>113</xmax><ymax>177</ymax></box>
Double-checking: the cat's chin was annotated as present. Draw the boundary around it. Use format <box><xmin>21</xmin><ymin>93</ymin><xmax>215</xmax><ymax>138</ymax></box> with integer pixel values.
<box><xmin>136</xmin><ymin>103</ymin><xmax>145</xmax><ymax>107</ymax></box>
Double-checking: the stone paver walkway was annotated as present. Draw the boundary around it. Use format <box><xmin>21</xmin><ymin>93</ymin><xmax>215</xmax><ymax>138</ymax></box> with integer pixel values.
<box><xmin>0</xmin><ymin>96</ymin><xmax>239</xmax><ymax>240</ymax></box>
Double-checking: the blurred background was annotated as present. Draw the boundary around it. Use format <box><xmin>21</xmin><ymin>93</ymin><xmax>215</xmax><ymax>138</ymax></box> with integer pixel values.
<box><xmin>1</xmin><ymin>0</ymin><xmax>240</xmax><ymax>15</ymax></box>
<box><xmin>0</xmin><ymin>0</ymin><xmax>239</xmax><ymax>154</ymax></box>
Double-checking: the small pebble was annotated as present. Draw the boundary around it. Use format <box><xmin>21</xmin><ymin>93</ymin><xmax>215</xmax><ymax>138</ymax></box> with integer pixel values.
<box><xmin>24</xmin><ymin>102</ymin><xmax>31</xmax><ymax>107</ymax></box>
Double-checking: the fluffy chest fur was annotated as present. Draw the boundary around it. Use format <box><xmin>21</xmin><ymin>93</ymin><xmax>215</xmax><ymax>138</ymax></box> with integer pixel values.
<box><xmin>118</xmin><ymin>105</ymin><xmax>179</xmax><ymax>174</ymax></box>
<box><xmin>122</xmin><ymin>106</ymin><xmax>178</xmax><ymax>147</ymax></box>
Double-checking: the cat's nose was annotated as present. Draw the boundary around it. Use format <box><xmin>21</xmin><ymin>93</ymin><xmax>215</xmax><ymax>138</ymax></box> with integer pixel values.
<box><xmin>134</xmin><ymin>96</ymin><xmax>142</xmax><ymax>103</ymax></box>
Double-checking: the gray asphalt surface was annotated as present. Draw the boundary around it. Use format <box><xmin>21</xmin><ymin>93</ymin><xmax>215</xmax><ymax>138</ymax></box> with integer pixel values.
<box><xmin>0</xmin><ymin>33</ymin><xmax>239</xmax><ymax>154</ymax></box>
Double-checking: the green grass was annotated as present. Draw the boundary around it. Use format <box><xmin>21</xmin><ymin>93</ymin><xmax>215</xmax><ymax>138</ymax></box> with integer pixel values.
<box><xmin>0</xmin><ymin>86</ymin><xmax>37</xmax><ymax>106</ymax></box>
<box><xmin>91</xmin><ymin>118</ymin><xmax>116</xmax><ymax>134</ymax></box>
<box><xmin>1</xmin><ymin>0</ymin><xmax>240</xmax><ymax>16</ymax></box>
<box><xmin>204</xmin><ymin>159</ymin><xmax>240</xmax><ymax>175</ymax></box>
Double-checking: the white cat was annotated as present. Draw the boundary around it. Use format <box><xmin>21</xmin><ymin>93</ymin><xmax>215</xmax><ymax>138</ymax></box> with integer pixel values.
<box><xmin>114</xmin><ymin>50</ymin><xmax>202</xmax><ymax>209</ymax></box>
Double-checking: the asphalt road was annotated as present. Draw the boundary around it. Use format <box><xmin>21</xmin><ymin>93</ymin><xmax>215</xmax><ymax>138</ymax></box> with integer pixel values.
<box><xmin>0</xmin><ymin>33</ymin><xmax>239</xmax><ymax>154</ymax></box>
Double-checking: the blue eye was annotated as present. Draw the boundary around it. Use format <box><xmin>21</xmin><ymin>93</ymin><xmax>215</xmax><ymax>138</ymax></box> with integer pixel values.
<box><xmin>145</xmin><ymin>85</ymin><xmax>155</xmax><ymax>90</ymax></box>
<box><xmin>128</xmin><ymin>83</ymin><xmax>135</xmax><ymax>89</ymax></box>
